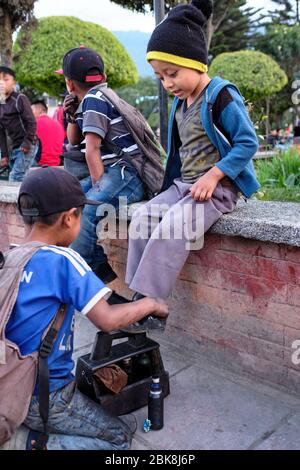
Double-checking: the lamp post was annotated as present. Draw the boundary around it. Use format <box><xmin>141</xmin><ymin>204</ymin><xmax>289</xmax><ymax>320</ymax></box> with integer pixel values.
<box><xmin>154</xmin><ymin>0</ymin><xmax>168</xmax><ymax>151</ymax></box>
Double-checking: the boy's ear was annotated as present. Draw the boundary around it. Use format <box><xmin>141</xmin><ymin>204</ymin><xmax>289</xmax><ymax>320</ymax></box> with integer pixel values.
<box><xmin>65</xmin><ymin>77</ymin><xmax>75</xmax><ymax>93</ymax></box>
<box><xmin>61</xmin><ymin>208</ymin><xmax>78</xmax><ymax>227</ymax></box>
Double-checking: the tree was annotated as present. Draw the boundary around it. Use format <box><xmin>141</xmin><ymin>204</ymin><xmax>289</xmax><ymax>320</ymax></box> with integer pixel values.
<box><xmin>0</xmin><ymin>0</ymin><xmax>37</xmax><ymax>66</ymax></box>
<box><xmin>117</xmin><ymin>77</ymin><xmax>158</xmax><ymax>119</ymax></box>
<box><xmin>13</xmin><ymin>16</ymin><xmax>138</xmax><ymax>97</ymax></box>
<box><xmin>110</xmin><ymin>0</ymin><xmax>263</xmax><ymax>55</ymax></box>
<box><xmin>255</xmin><ymin>23</ymin><xmax>300</xmax><ymax>124</ymax></box>
<box><xmin>209</xmin><ymin>50</ymin><xmax>288</xmax><ymax>134</ymax></box>
<box><xmin>267</xmin><ymin>0</ymin><xmax>299</xmax><ymax>25</ymax></box>
<box><xmin>209</xmin><ymin>50</ymin><xmax>287</xmax><ymax>103</ymax></box>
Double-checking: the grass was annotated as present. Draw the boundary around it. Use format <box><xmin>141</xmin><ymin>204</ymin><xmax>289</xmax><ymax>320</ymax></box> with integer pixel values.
<box><xmin>254</xmin><ymin>147</ymin><xmax>300</xmax><ymax>202</ymax></box>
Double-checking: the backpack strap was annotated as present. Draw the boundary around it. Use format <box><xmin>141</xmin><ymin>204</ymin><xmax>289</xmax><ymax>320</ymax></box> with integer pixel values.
<box><xmin>32</xmin><ymin>303</ymin><xmax>68</xmax><ymax>450</ymax></box>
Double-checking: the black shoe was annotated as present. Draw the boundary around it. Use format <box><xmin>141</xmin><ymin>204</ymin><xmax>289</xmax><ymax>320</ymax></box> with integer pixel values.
<box><xmin>122</xmin><ymin>291</ymin><xmax>167</xmax><ymax>334</ymax></box>
<box><xmin>107</xmin><ymin>291</ymin><xmax>131</xmax><ymax>305</ymax></box>
<box><xmin>132</xmin><ymin>292</ymin><xmax>146</xmax><ymax>301</ymax></box>
<box><xmin>124</xmin><ymin>292</ymin><xmax>166</xmax><ymax>333</ymax></box>
<box><xmin>93</xmin><ymin>262</ymin><xmax>117</xmax><ymax>284</ymax></box>
<box><xmin>121</xmin><ymin>316</ymin><xmax>166</xmax><ymax>334</ymax></box>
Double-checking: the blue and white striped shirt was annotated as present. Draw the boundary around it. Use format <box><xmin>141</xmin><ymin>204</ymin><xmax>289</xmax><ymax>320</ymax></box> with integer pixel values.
<box><xmin>75</xmin><ymin>85</ymin><xmax>140</xmax><ymax>165</ymax></box>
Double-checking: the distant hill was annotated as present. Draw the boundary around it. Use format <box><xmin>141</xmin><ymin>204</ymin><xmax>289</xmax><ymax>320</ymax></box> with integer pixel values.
<box><xmin>112</xmin><ymin>31</ymin><xmax>154</xmax><ymax>78</ymax></box>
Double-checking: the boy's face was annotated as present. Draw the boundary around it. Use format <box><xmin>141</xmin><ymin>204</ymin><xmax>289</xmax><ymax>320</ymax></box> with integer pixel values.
<box><xmin>0</xmin><ymin>72</ymin><xmax>16</xmax><ymax>97</ymax></box>
<box><xmin>150</xmin><ymin>60</ymin><xmax>203</xmax><ymax>101</ymax></box>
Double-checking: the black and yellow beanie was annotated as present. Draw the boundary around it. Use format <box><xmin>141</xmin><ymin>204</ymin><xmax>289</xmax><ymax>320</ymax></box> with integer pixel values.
<box><xmin>147</xmin><ymin>0</ymin><xmax>212</xmax><ymax>73</ymax></box>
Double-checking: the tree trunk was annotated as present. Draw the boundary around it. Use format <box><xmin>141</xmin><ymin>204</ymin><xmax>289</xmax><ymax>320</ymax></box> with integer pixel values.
<box><xmin>265</xmin><ymin>97</ymin><xmax>270</xmax><ymax>138</ymax></box>
<box><xmin>0</xmin><ymin>6</ymin><xmax>13</xmax><ymax>66</ymax></box>
<box><xmin>206</xmin><ymin>17</ymin><xmax>215</xmax><ymax>52</ymax></box>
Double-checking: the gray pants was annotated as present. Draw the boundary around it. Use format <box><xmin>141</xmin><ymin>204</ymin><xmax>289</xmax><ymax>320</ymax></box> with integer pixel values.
<box><xmin>126</xmin><ymin>178</ymin><xmax>239</xmax><ymax>298</ymax></box>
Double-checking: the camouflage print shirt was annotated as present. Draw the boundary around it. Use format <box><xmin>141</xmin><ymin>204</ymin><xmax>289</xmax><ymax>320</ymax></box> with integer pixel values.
<box><xmin>175</xmin><ymin>90</ymin><xmax>220</xmax><ymax>184</ymax></box>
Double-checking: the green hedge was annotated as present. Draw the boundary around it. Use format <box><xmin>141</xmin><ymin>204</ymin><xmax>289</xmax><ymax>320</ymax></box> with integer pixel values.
<box><xmin>13</xmin><ymin>16</ymin><xmax>138</xmax><ymax>96</ymax></box>
<box><xmin>209</xmin><ymin>50</ymin><xmax>287</xmax><ymax>102</ymax></box>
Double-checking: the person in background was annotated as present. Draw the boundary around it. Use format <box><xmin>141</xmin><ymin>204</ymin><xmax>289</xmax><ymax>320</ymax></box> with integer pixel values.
<box><xmin>0</xmin><ymin>66</ymin><xmax>37</xmax><ymax>181</ymax></box>
<box><xmin>31</xmin><ymin>100</ymin><xmax>64</xmax><ymax>167</ymax></box>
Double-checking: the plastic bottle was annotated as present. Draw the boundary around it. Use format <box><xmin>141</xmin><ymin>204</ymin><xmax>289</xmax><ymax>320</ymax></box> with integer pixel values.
<box><xmin>148</xmin><ymin>376</ymin><xmax>164</xmax><ymax>430</ymax></box>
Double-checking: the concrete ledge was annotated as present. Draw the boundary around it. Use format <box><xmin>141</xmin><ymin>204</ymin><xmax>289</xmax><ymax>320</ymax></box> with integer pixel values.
<box><xmin>0</xmin><ymin>181</ymin><xmax>20</xmax><ymax>204</ymax></box>
<box><xmin>117</xmin><ymin>198</ymin><xmax>300</xmax><ymax>248</ymax></box>
<box><xmin>1</xmin><ymin>181</ymin><xmax>299</xmax><ymax>247</ymax></box>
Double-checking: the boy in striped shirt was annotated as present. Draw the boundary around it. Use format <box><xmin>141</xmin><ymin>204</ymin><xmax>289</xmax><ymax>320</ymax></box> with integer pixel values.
<box><xmin>56</xmin><ymin>47</ymin><xmax>145</xmax><ymax>298</ymax></box>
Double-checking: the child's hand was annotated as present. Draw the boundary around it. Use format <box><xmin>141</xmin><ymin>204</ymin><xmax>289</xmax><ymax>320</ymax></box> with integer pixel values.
<box><xmin>21</xmin><ymin>146</ymin><xmax>29</xmax><ymax>154</ymax></box>
<box><xmin>63</xmin><ymin>94</ymin><xmax>79</xmax><ymax>117</ymax></box>
<box><xmin>189</xmin><ymin>167</ymin><xmax>225</xmax><ymax>201</ymax></box>
<box><xmin>149</xmin><ymin>298</ymin><xmax>169</xmax><ymax>318</ymax></box>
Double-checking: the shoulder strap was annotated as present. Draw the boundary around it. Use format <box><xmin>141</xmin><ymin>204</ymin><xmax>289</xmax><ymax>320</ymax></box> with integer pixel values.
<box><xmin>33</xmin><ymin>303</ymin><xmax>68</xmax><ymax>450</ymax></box>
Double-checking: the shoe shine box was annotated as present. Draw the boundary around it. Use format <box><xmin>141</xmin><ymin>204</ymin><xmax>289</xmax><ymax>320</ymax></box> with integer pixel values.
<box><xmin>75</xmin><ymin>331</ymin><xmax>170</xmax><ymax>415</ymax></box>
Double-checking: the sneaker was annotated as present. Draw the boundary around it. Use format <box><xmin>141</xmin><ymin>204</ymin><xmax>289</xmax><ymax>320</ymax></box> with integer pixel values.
<box><xmin>0</xmin><ymin>425</ymin><xmax>29</xmax><ymax>450</ymax></box>
<box><xmin>119</xmin><ymin>413</ymin><xmax>138</xmax><ymax>435</ymax></box>
<box><xmin>93</xmin><ymin>262</ymin><xmax>117</xmax><ymax>284</ymax></box>
<box><xmin>107</xmin><ymin>291</ymin><xmax>131</xmax><ymax>305</ymax></box>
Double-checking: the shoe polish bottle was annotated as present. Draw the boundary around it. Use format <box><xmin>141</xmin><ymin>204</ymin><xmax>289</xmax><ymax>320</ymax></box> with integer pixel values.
<box><xmin>148</xmin><ymin>376</ymin><xmax>164</xmax><ymax>430</ymax></box>
<box><xmin>121</xmin><ymin>357</ymin><xmax>133</xmax><ymax>383</ymax></box>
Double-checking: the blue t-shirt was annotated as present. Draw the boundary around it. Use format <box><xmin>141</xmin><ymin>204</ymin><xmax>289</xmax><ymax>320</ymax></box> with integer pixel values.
<box><xmin>5</xmin><ymin>245</ymin><xmax>111</xmax><ymax>394</ymax></box>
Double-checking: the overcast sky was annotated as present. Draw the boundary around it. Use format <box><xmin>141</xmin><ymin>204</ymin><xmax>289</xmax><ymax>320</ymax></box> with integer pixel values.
<box><xmin>34</xmin><ymin>0</ymin><xmax>276</xmax><ymax>33</ymax></box>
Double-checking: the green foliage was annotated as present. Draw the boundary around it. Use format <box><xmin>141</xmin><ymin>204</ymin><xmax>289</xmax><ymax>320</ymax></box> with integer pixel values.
<box><xmin>255</xmin><ymin>147</ymin><xmax>300</xmax><ymax>201</ymax></box>
<box><xmin>110</xmin><ymin>0</ymin><xmax>181</xmax><ymax>13</ymax></box>
<box><xmin>116</xmin><ymin>76</ymin><xmax>174</xmax><ymax>132</ymax></box>
<box><xmin>267</xmin><ymin>0</ymin><xmax>298</xmax><ymax>25</ymax></box>
<box><xmin>209</xmin><ymin>50</ymin><xmax>288</xmax><ymax>102</ymax></box>
<box><xmin>13</xmin><ymin>16</ymin><xmax>138</xmax><ymax>97</ymax></box>
<box><xmin>0</xmin><ymin>0</ymin><xmax>36</xmax><ymax>30</ymax></box>
<box><xmin>256</xmin><ymin>23</ymin><xmax>300</xmax><ymax>78</ymax></box>
<box><xmin>255</xmin><ymin>148</ymin><xmax>300</xmax><ymax>188</ymax></box>
<box><xmin>209</xmin><ymin>0</ymin><xmax>263</xmax><ymax>58</ymax></box>
<box><xmin>255</xmin><ymin>23</ymin><xmax>300</xmax><ymax>122</ymax></box>
<box><xmin>111</xmin><ymin>0</ymin><xmax>264</xmax><ymax>59</ymax></box>
<box><xmin>255</xmin><ymin>187</ymin><xmax>300</xmax><ymax>202</ymax></box>
<box><xmin>116</xmin><ymin>77</ymin><xmax>158</xmax><ymax>119</ymax></box>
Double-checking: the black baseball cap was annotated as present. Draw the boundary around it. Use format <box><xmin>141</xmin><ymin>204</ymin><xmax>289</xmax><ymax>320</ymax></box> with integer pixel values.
<box><xmin>0</xmin><ymin>66</ymin><xmax>16</xmax><ymax>78</ymax></box>
<box><xmin>18</xmin><ymin>167</ymin><xmax>99</xmax><ymax>217</ymax></box>
<box><xmin>55</xmin><ymin>46</ymin><xmax>104</xmax><ymax>83</ymax></box>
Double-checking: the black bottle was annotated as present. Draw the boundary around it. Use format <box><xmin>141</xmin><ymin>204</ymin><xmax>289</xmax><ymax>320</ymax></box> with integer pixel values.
<box><xmin>148</xmin><ymin>377</ymin><xmax>164</xmax><ymax>430</ymax></box>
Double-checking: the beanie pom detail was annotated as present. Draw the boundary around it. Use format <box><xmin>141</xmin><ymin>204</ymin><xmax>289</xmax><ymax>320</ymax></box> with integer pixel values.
<box><xmin>191</xmin><ymin>0</ymin><xmax>213</xmax><ymax>20</ymax></box>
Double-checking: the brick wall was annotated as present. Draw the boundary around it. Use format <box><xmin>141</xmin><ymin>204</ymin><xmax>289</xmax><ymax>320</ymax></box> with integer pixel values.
<box><xmin>104</xmin><ymin>232</ymin><xmax>300</xmax><ymax>394</ymax></box>
<box><xmin>2</xmin><ymin>198</ymin><xmax>300</xmax><ymax>394</ymax></box>
<box><xmin>0</xmin><ymin>202</ymin><xmax>25</xmax><ymax>251</ymax></box>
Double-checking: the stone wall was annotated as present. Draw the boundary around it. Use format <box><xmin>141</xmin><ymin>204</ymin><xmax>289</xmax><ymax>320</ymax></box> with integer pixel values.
<box><xmin>1</xmin><ymin>181</ymin><xmax>300</xmax><ymax>394</ymax></box>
